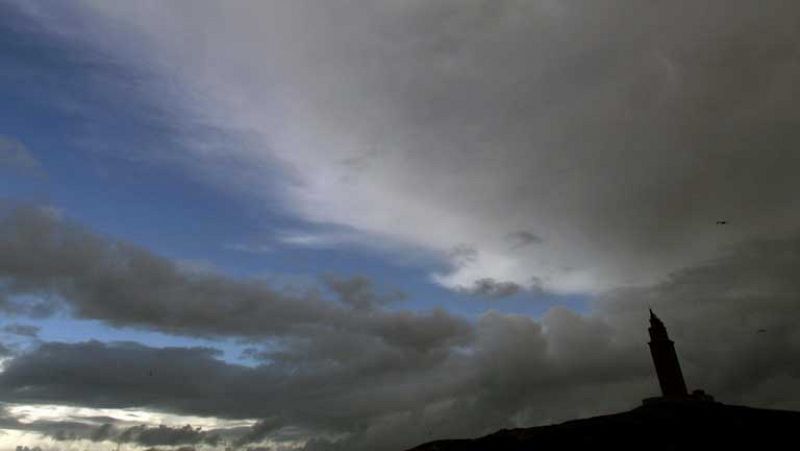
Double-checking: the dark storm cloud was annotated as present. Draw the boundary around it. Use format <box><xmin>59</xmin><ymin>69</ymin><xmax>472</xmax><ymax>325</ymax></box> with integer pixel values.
<box><xmin>233</xmin><ymin>419</ymin><xmax>278</xmax><ymax>447</ymax></box>
<box><xmin>597</xmin><ymin>232</ymin><xmax>800</xmax><ymax>408</ymax></box>
<box><xmin>89</xmin><ymin>423</ymin><xmax>114</xmax><ymax>442</ymax></box>
<box><xmin>2</xmin><ymin>324</ymin><xmax>40</xmax><ymax>338</ymax></box>
<box><xmin>120</xmin><ymin>424</ymin><xmax>220</xmax><ymax>447</ymax></box>
<box><xmin>325</xmin><ymin>275</ymin><xmax>404</xmax><ymax>310</ymax></box>
<box><xmin>0</xmin><ymin>327</ymin><xmax>646</xmax><ymax>451</ymax></box>
<box><xmin>0</xmin><ymin>342</ymin><xmax>243</xmax><ymax>416</ymax></box>
<box><xmin>0</xmin><ymin>206</ymin><xmax>471</xmax><ymax>352</ymax></box>
<box><xmin>3</xmin><ymin>1</ymin><xmax>799</xmax><ymax>450</ymax></box>
<box><xmin>2</xmin><ymin>227</ymin><xmax>800</xmax><ymax>450</ymax></box>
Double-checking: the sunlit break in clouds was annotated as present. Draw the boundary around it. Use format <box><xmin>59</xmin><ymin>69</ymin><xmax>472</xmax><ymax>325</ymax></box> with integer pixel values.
<box><xmin>1</xmin><ymin>1</ymin><xmax>799</xmax><ymax>450</ymax></box>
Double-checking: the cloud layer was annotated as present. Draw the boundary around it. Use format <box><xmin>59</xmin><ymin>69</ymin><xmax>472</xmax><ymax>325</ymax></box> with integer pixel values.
<box><xmin>3</xmin><ymin>1</ymin><xmax>800</xmax><ymax>449</ymax></box>
<box><xmin>1</xmin><ymin>207</ymin><xmax>799</xmax><ymax>450</ymax></box>
<box><xmin>34</xmin><ymin>0</ymin><xmax>800</xmax><ymax>294</ymax></box>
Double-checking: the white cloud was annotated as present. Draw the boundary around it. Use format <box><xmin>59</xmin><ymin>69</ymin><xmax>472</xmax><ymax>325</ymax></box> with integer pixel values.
<box><xmin>275</xmin><ymin>231</ymin><xmax>356</xmax><ymax>249</ymax></box>
<box><xmin>5</xmin><ymin>404</ymin><xmax>253</xmax><ymax>430</ymax></box>
<box><xmin>224</xmin><ymin>243</ymin><xmax>273</xmax><ymax>254</ymax></box>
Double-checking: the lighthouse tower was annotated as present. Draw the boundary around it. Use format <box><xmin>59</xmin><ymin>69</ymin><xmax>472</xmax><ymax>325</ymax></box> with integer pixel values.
<box><xmin>647</xmin><ymin>310</ymin><xmax>688</xmax><ymax>398</ymax></box>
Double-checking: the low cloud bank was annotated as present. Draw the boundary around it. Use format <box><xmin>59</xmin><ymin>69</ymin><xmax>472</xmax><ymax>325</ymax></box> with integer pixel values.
<box><xmin>2</xmin><ymin>208</ymin><xmax>800</xmax><ymax>450</ymax></box>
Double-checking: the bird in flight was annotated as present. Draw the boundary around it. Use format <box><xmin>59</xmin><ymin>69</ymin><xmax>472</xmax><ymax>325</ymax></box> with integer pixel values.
<box><xmin>716</xmin><ymin>220</ymin><xmax>727</xmax><ymax>225</ymax></box>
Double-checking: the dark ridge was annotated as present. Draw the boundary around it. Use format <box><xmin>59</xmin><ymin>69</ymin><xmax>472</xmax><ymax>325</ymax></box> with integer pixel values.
<box><xmin>408</xmin><ymin>312</ymin><xmax>800</xmax><ymax>450</ymax></box>
<box><xmin>407</xmin><ymin>400</ymin><xmax>800</xmax><ymax>451</ymax></box>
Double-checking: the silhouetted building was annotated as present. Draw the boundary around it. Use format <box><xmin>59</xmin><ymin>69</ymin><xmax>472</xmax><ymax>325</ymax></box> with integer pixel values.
<box><xmin>407</xmin><ymin>311</ymin><xmax>792</xmax><ymax>451</ymax></box>
<box><xmin>648</xmin><ymin>310</ymin><xmax>688</xmax><ymax>398</ymax></box>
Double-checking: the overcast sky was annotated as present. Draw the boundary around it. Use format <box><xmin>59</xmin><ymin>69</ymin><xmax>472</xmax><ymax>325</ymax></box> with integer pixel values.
<box><xmin>1</xmin><ymin>1</ymin><xmax>800</xmax><ymax>450</ymax></box>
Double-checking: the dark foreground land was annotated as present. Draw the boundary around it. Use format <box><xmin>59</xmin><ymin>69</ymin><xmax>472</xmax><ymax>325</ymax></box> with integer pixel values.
<box><xmin>407</xmin><ymin>400</ymin><xmax>800</xmax><ymax>451</ymax></box>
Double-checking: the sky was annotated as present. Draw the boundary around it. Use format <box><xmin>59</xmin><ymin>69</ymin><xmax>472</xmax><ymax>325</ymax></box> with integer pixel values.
<box><xmin>0</xmin><ymin>1</ymin><xmax>799</xmax><ymax>450</ymax></box>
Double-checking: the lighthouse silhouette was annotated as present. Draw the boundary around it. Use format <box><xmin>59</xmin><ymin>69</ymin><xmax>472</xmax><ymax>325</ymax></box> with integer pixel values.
<box><xmin>647</xmin><ymin>309</ymin><xmax>689</xmax><ymax>398</ymax></box>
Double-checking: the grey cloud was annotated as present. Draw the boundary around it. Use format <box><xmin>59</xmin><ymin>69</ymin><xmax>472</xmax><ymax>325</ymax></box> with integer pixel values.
<box><xmin>0</xmin><ymin>206</ymin><xmax>471</xmax><ymax>353</ymax></box>
<box><xmin>462</xmin><ymin>278</ymin><xmax>521</xmax><ymax>298</ymax></box>
<box><xmin>2</xmin><ymin>323</ymin><xmax>40</xmax><ymax>338</ymax></box>
<box><xmin>233</xmin><ymin>419</ymin><xmax>279</xmax><ymax>447</ymax></box>
<box><xmin>37</xmin><ymin>420</ymin><xmax>219</xmax><ymax>448</ymax></box>
<box><xmin>337</xmin><ymin>149</ymin><xmax>379</xmax><ymax>185</ymax></box>
<box><xmin>105</xmin><ymin>0</ymin><xmax>800</xmax><ymax>293</ymax></box>
<box><xmin>325</xmin><ymin>275</ymin><xmax>404</xmax><ymax>310</ymax></box>
<box><xmin>120</xmin><ymin>424</ymin><xmax>219</xmax><ymax>447</ymax></box>
<box><xmin>446</xmin><ymin>245</ymin><xmax>478</xmax><ymax>269</ymax></box>
<box><xmin>0</xmin><ymin>405</ymin><xmax>23</xmax><ymax>429</ymax></box>
<box><xmin>0</xmin><ymin>328</ymin><xmax>645</xmax><ymax>451</ymax></box>
<box><xmin>89</xmin><ymin>423</ymin><xmax>114</xmax><ymax>442</ymax></box>
<box><xmin>5</xmin><ymin>7</ymin><xmax>800</xmax><ymax>448</ymax></box>
<box><xmin>597</xmin><ymin>232</ymin><xmax>800</xmax><ymax>409</ymax></box>
<box><xmin>506</xmin><ymin>231</ymin><xmax>543</xmax><ymax>249</ymax></box>
<box><xmin>2</xmin><ymin>228</ymin><xmax>800</xmax><ymax>450</ymax></box>
<box><xmin>0</xmin><ymin>342</ymin><xmax>243</xmax><ymax>416</ymax></box>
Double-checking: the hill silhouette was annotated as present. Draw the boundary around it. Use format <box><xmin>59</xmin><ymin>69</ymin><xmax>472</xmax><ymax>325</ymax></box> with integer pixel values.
<box><xmin>407</xmin><ymin>399</ymin><xmax>800</xmax><ymax>450</ymax></box>
<box><xmin>408</xmin><ymin>312</ymin><xmax>800</xmax><ymax>450</ymax></box>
